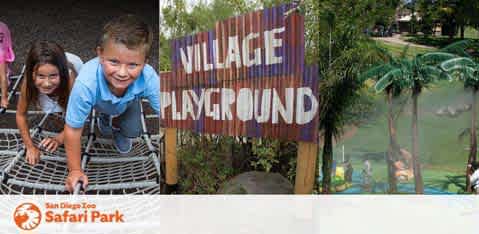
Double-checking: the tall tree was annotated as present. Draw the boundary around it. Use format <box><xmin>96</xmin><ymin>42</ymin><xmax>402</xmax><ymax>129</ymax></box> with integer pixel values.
<box><xmin>316</xmin><ymin>0</ymin><xmax>398</xmax><ymax>193</ymax></box>
<box><xmin>406</xmin><ymin>50</ymin><xmax>459</xmax><ymax>193</ymax></box>
<box><xmin>362</xmin><ymin>49</ymin><xmax>456</xmax><ymax>193</ymax></box>
<box><xmin>318</xmin><ymin>42</ymin><xmax>380</xmax><ymax>193</ymax></box>
<box><xmin>441</xmin><ymin>53</ymin><xmax>479</xmax><ymax>192</ymax></box>
<box><xmin>360</xmin><ymin>45</ymin><xmax>412</xmax><ymax>193</ymax></box>
<box><xmin>416</xmin><ymin>0</ymin><xmax>441</xmax><ymax>35</ymax></box>
<box><xmin>416</xmin><ymin>0</ymin><xmax>479</xmax><ymax>39</ymax></box>
<box><xmin>160</xmin><ymin>0</ymin><xmax>258</xmax><ymax>68</ymax></box>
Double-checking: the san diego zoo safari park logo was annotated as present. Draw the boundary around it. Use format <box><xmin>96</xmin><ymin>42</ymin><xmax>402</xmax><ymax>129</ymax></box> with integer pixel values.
<box><xmin>13</xmin><ymin>203</ymin><xmax>42</xmax><ymax>231</ymax></box>
<box><xmin>12</xmin><ymin>201</ymin><xmax>126</xmax><ymax>230</ymax></box>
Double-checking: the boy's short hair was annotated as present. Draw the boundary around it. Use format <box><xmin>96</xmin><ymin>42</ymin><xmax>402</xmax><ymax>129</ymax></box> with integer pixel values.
<box><xmin>99</xmin><ymin>14</ymin><xmax>153</xmax><ymax>56</ymax></box>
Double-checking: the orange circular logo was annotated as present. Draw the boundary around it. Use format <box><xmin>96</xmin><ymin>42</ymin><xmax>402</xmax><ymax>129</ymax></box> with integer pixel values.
<box><xmin>13</xmin><ymin>203</ymin><xmax>42</xmax><ymax>230</ymax></box>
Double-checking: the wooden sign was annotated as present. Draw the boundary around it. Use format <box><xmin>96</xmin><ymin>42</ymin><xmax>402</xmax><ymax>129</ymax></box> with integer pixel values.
<box><xmin>160</xmin><ymin>4</ymin><xmax>319</xmax><ymax>142</ymax></box>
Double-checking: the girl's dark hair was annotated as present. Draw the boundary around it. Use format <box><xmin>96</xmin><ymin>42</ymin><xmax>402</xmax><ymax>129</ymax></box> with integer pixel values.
<box><xmin>21</xmin><ymin>41</ymin><xmax>70</xmax><ymax>110</ymax></box>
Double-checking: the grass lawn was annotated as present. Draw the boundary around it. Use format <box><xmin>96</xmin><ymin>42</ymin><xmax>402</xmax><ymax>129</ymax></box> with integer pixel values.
<box><xmin>377</xmin><ymin>41</ymin><xmax>436</xmax><ymax>58</ymax></box>
<box><xmin>321</xmin><ymin>81</ymin><xmax>473</xmax><ymax>193</ymax></box>
<box><xmin>400</xmin><ymin>27</ymin><xmax>479</xmax><ymax>51</ymax></box>
<box><xmin>460</xmin><ymin>27</ymin><xmax>479</xmax><ymax>39</ymax></box>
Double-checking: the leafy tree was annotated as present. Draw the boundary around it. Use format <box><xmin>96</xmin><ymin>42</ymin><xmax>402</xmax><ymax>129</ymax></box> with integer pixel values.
<box><xmin>440</xmin><ymin>49</ymin><xmax>479</xmax><ymax>192</ymax></box>
<box><xmin>160</xmin><ymin>0</ymin><xmax>257</xmax><ymax>71</ymax></box>
<box><xmin>406</xmin><ymin>52</ymin><xmax>452</xmax><ymax>193</ymax></box>
<box><xmin>416</xmin><ymin>0</ymin><xmax>441</xmax><ymax>35</ymax></box>
<box><xmin>415</xmin><ymin>0</ymin><xmax>479</xmax><ymax>39</ymax></box>
<box><xmin>360</xmin><ymin>45</ymin><xmax>412</xmax><ymax>193</ymax></box>
<box><xmin>318</xmin><ymin>47</ymin><xmax>374</xmax><ymax>194</ymax></box>
<box><xmin>363</xmin><ymin>48</ymin><xmax>457</xmax><ymax>193</ymax></box>
<box><xmin>449</xmin><ymin>0</ymin><xmax>478</xmax><ymax>39</ymax></box>
<box><xmin>315</xmin><ymin>0</ymin><xmax>398</xmax><ymax>193</ymax></box>
<box><xmin>160</xmin><ymin>32</ymin><xmax>172</xmax><ymax>71</ymax></box>
<box><xmin>160</xmin><ymin>0</ymin><xmax>190</xmax><ymax>71</ymax></box>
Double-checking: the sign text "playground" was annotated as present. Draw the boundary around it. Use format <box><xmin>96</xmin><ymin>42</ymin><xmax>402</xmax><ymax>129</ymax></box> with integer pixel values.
<box><xmin>161</xmin><ymin>86</ymin><xmax>318</xmax><ymax>124</ymax></box>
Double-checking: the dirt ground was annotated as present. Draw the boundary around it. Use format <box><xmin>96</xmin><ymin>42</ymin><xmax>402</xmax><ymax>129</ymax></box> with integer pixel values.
<box><xmin>0</xmin><ymin>0</ymin><xmax>159</xmax><ymax>73</ymax></box>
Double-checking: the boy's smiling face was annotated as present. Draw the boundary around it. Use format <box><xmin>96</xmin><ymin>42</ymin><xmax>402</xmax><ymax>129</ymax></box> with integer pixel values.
<box><xmin>97</xmin><ymin>39</ymin><xmax>146</xmax><ymax>97</ymax></box>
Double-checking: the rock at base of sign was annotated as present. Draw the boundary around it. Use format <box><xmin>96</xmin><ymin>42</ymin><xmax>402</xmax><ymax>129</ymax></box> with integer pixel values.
<box><xmin>217</xmin><ymin>171</ymin><xmax>293</xmax><ymax>194</ymax></box>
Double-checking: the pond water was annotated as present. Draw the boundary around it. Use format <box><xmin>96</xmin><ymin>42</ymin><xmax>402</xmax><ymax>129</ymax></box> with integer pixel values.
<box><xmin>336</xmin><ymin>171</ymin><xmax>453</xmax><ymax>194</ymax></box>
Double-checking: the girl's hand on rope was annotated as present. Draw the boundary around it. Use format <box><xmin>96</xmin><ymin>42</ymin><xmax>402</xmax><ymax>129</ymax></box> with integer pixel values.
<box><xmin>25</xmin><ymin>146</ymin><xmax>41</xmax><ymax>165</ymax></box>
<box><xmin>66</xmin><ymin>170</ymin><xmax>88</xmax><ymax>193</ymax></box>
<box><xmin>39</xmin><ymin>137</ymin><xmax>61</xmax><ymax>153</ymax></box>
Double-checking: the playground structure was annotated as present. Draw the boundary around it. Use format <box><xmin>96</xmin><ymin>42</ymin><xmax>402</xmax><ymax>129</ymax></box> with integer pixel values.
<box><xmin>0</xmin><ymin>67</ymin><xmax>164</xmax><ymax>195</ymax></box>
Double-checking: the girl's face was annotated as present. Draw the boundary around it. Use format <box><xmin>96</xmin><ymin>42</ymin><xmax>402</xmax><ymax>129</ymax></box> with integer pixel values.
<box><xmin>33</xmin><ymin>63</ymin><xmax>61</xmax><ymax>95</ymax></box>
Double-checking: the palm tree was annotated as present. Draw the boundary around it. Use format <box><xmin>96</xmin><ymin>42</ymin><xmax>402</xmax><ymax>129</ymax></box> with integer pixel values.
<box><xmin>402</xmin><ymin>52</ymin><xmax>458</xmax><ymax>194</ymax></box>
<box><xmin>316</xmin><ymin>0</ymin><xmax>403</xmax><ymax>194</ymax></box>
<box><xmin>319</xmin><ymin>63</ymin><xmax>359</xmax><ymax>194</ymax></box>
<box><xmin>360</xmin><ymin>46</ymin><xmax>412</xmax><ymax>193</ymax></box>
<box><xmin>362</xmin><ymin>48</ymin><xmax>455</xmax><ymax>194</ymax></box>
<box><xmin>318</xmin><ymin>40</ymin><xmax>381</xmax><ymax>193</ymax></box>
<box><xmin>441</xmin><ymin>56</ymin><xmax>479</xmax><ymax>192</ymax></box>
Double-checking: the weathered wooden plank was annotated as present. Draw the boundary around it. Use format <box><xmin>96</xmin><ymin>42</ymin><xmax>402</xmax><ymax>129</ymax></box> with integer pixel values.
<box><xmin>294</xmin><ymin>141</ymin><xmax>319</xmax><ymax>194</ymax></box>
<box><xmin>165</xmin><ymin>128</ymin><xmax>178</xmax><ymax>185</ymax></box>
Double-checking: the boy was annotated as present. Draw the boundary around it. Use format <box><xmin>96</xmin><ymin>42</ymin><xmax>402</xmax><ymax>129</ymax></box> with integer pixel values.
<box><xmin>64</xmin><ymin>15</ymin><xmax>160</xmax><ymax>192</ymax></box>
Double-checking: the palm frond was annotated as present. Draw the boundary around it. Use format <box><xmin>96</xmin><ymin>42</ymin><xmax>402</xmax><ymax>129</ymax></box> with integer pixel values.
<box><xmin>441</xmin><ymin>58</ymin><xmax>478</xmax><ymax>82</ymax></box>
<box><xmin>440</xmin><ymin>40</ymin><xmax>471</xmax><ymax>57</ymax></box>
<box><xmin>451</xmin><ymin>67</ymin><xmax>477</xmax><ymax>79</ymax></box>
<box><xmin>441</xmin><ymin>57</ymin><xmax>476</xmax><ymax>71</ymax></box>
<box><xmin>374</xmin><ymin>69</ymin><xmax>402</xmax><ymax>93</ymax></box>
<box><xmin>420</xmin><ymin>65</ymin><xmax>452</xmax><ymax>82</ymax></box>
<box><xmin>359</xmin><ymin>64</ymin><xmax>393</xmax><ymax>82</ymax></box>
<box><xmin>419</xmin><ymin>52</ymin><xmax>457</xmax><ymax>65</ymax></box>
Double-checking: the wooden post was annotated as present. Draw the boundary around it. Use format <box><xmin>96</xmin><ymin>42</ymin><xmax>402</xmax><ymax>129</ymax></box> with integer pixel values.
<box><xmin>294</xmin><ymin>141</ymin><xmax>318</xmax><ymax>194</ymax></box>
<box><xmin>165</xmin><ymin>128</ymin><xmax>178</xmax><ymax>185</ymax></box>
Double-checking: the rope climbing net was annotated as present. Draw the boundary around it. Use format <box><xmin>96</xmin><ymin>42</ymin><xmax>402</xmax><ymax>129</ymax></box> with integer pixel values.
<box><xmin>0</xmin><ymin>66</ymin><xmax>164</xmax><ymax>195</ymax></box>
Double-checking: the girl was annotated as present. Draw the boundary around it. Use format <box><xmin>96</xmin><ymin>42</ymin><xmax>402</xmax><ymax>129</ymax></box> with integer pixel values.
<box><xmin>0</xmin><ymin>21</ymin><xmax>15</xmax><ymax>109</ymax></box>
<box><xmin>16</xmin><ymin>41</ymin><xmax>79</xmax><ymax>165</ymax></box>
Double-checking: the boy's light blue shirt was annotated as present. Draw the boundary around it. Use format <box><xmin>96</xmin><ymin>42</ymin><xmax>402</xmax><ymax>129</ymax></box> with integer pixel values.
<box><xmin>66</xmin><ymin>57</ymin><xmax>160</xmax><ymax>128</ymax></box>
